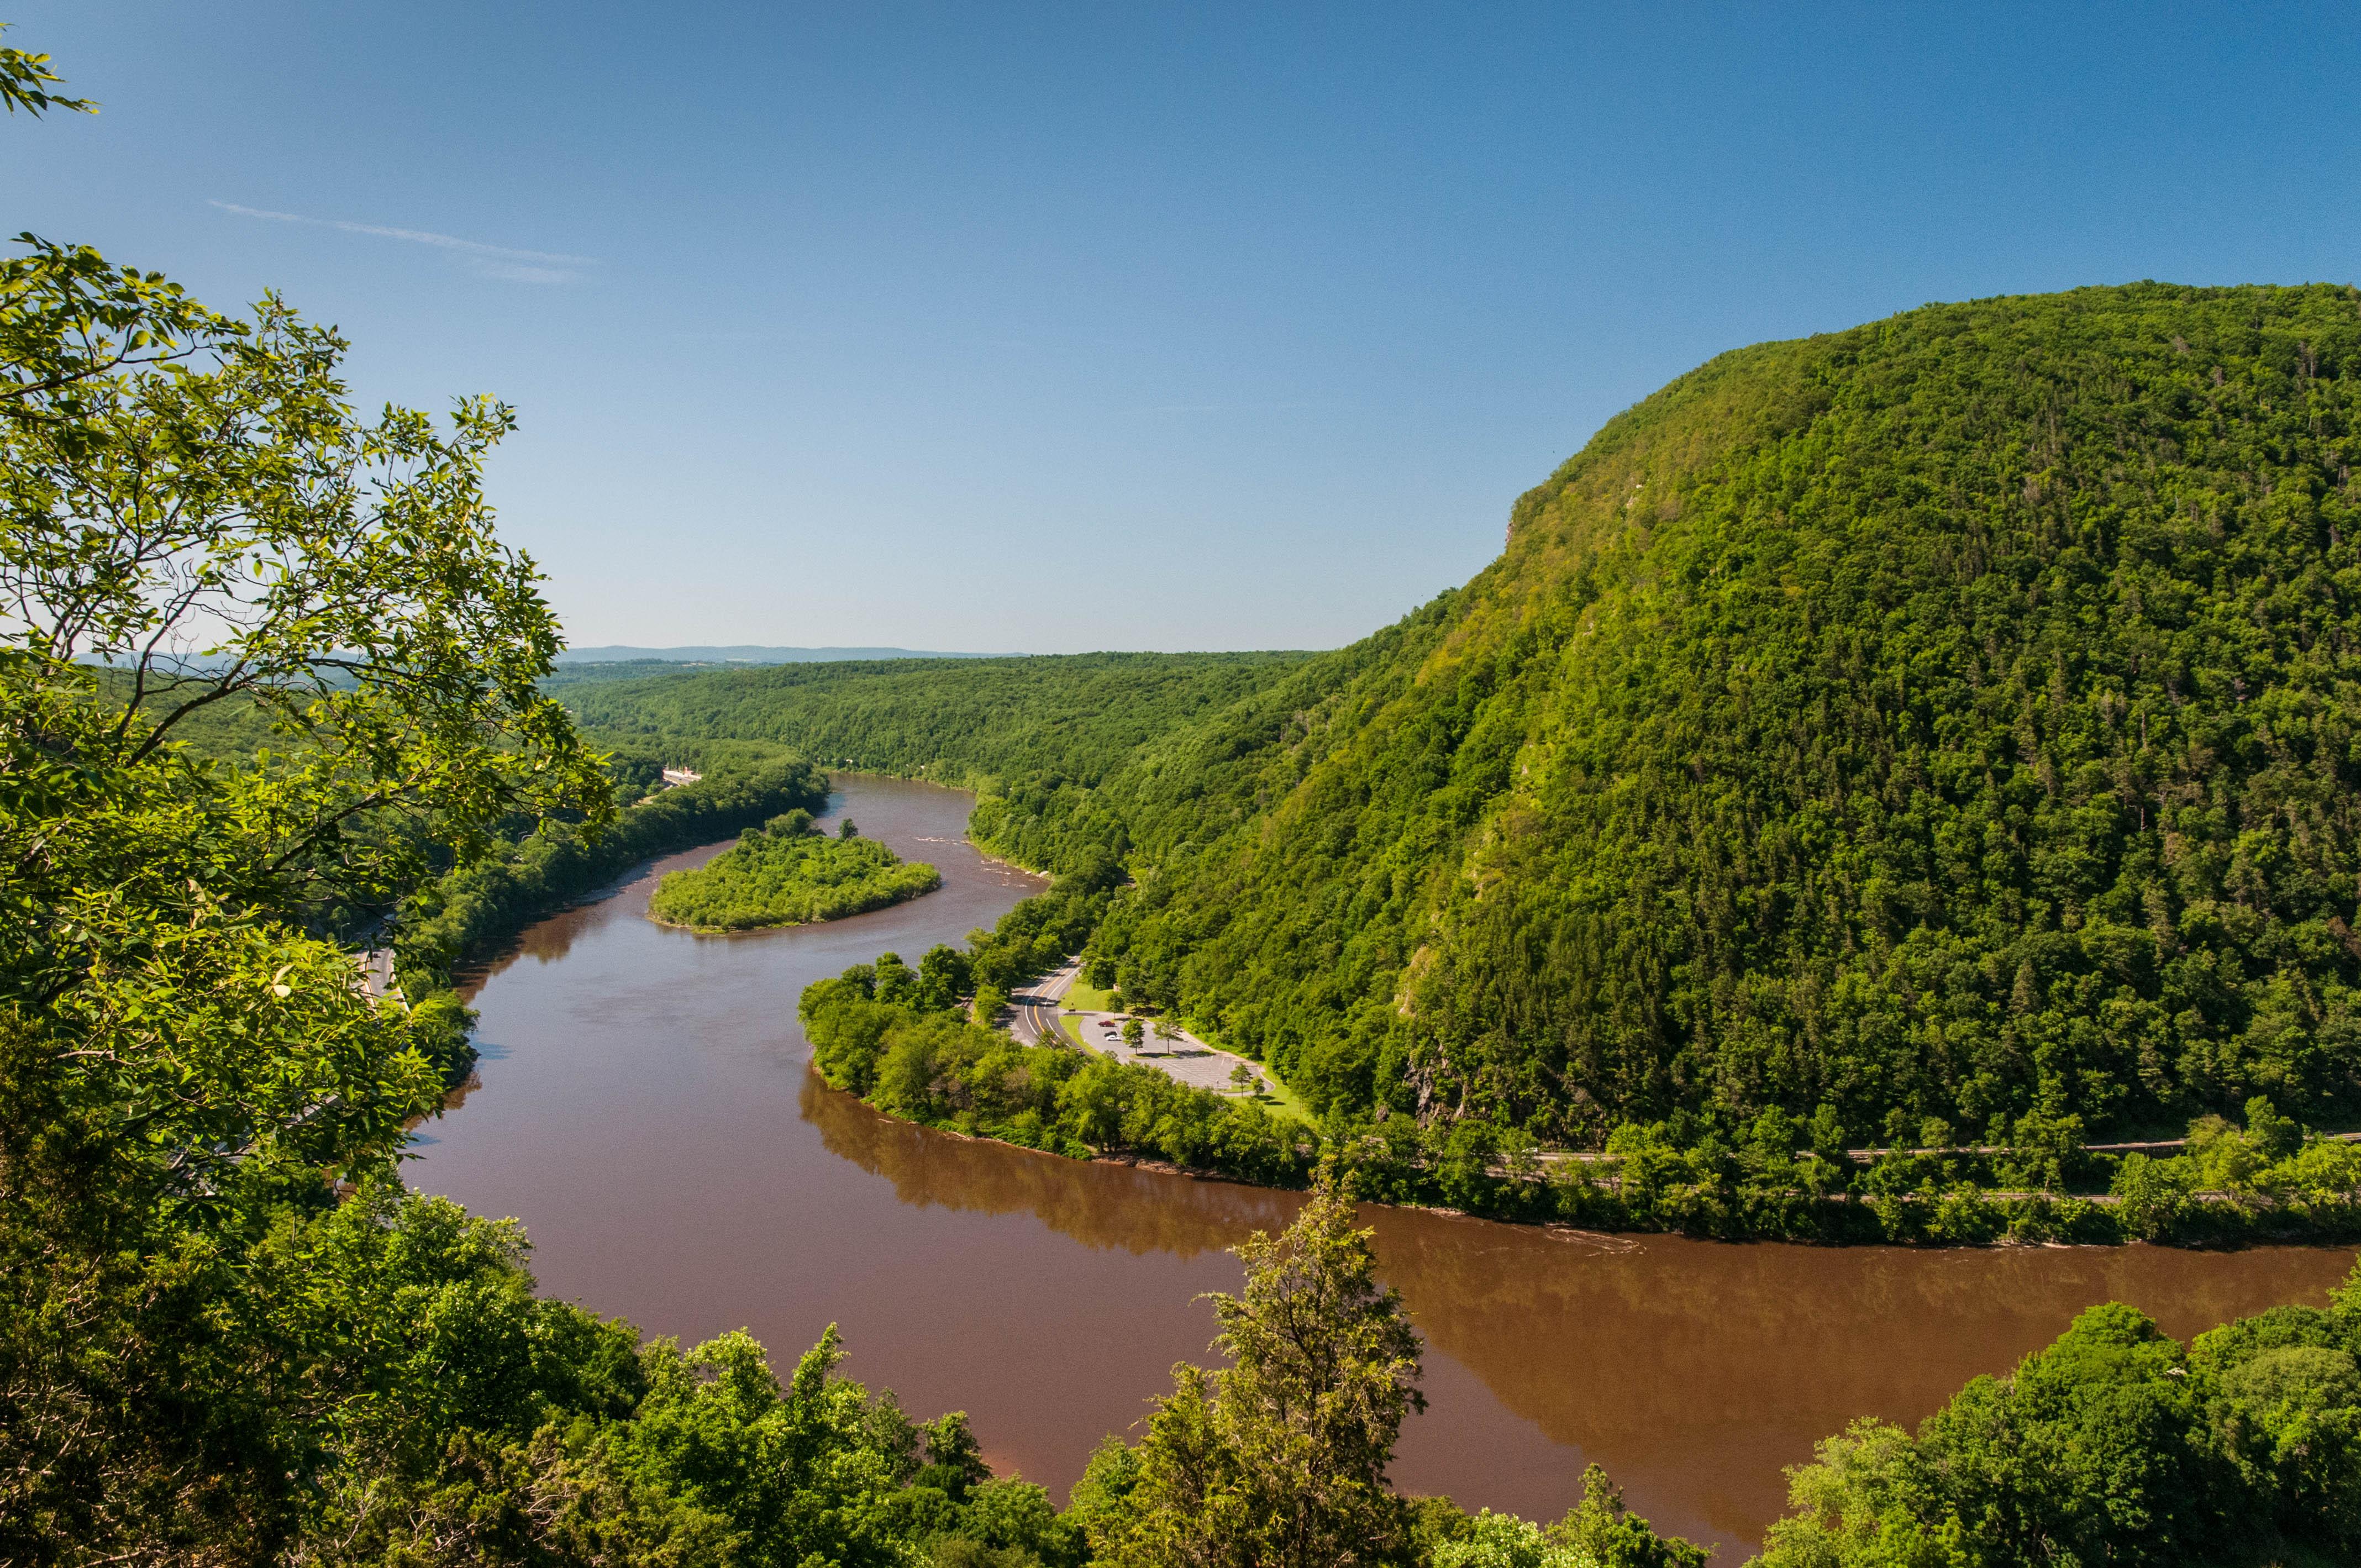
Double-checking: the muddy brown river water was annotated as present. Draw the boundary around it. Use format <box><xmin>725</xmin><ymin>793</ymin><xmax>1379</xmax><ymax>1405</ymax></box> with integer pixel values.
<box><xmin>409</xmin><ymin>775</ymin><xmax>2355</xmax><ymax>1559</ymax></box>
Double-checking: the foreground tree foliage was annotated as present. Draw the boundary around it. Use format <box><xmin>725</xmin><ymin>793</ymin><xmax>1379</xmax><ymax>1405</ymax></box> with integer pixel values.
<box><xmin>1079</xmin><ymin>1172</ymin><xmax>1702</xmax><ymax>1568</ymax></box>
<box><xmin>0</xmin><ymin>47</ymin><xmax>616</xmax><ymax>1550</ymax></box>
<box><xmin>1758</xmin><ymin>1270</ymin><xmax>2361</xmax><ymax>1567</ymax></box>
<box><xmin>1094</xmin><ymin>1175</ymin><xmax>1428</xmax><ymax>1568</ymax></box>
<box><xmin>0</xmin><ymin>68</ymin><xmax>1077</xmax><ymax>1563</ymax></box>
<box><xmin>0</xmin><ymin>44</ymin><xmax>1172</xmax><ymax>1565</ymax></box>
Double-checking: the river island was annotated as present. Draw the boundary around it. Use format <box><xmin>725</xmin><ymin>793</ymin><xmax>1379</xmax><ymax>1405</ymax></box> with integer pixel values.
<box><xmin>646</xmin><ymin>809</ymin><xmax>940</xmax><ymax>932</ymax></box>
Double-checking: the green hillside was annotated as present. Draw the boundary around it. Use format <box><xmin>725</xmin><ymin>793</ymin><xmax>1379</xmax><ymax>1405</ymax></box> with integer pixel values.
<box><xmin>1077</xmin><ymin>283</ymin><xmax>2361</xmax><ymax>1144</ymax></box>
<box><xmin>551</xmin><ymin>651</ymin><xmax>1324</xmax><ymax>872</ymax></box>
<box><xmin>573</xmin><ymin>285</ymin><xmax>2361</xmax><ymax>1150</ymax></box>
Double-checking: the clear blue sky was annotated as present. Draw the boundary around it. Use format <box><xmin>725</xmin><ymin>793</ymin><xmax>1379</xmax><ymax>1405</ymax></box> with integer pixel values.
<box><xmin>12</xmin><ymin>3</ymin><xmax>2360</xmax><ymax>653</ymax></box>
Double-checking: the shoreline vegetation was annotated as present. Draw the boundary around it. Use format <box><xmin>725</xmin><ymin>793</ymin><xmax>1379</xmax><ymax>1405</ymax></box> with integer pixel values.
<box><xmin>646</xmin><ymin>808</ymin><xmax>940</xmax><ymax>933</ymax></box>
<box><xmin>604</xmin><ymin>751</ymin><xmax>2361</xmax><ymax>1248</ymax></box>
<box><xmin>397</xmin><ymin>770</ymin><xmax>2361</xmax><ymax>1255</ymax></box>
<box><xmin>804</xmin><ymin>862</ymin><xmax>2361</xmax><ymax>1250</ymax></box>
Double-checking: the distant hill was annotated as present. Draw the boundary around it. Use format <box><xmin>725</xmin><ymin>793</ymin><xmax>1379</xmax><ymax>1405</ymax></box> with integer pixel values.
<box><xmin>554</xmin><ymin>644</ymin><xmax>997</xmax><ymax>665</ymax></box>
<box><xmin>556</xmin><ymin>651</ymin><xmax>1318</xmax><ymax>794</ymax></box>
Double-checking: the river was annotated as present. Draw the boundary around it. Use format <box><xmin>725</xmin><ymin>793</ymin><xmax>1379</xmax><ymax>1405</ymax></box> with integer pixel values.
<box><xmin>409</xmin><ymin>774</ymin><xmax>2355</xmax><ymax>1559</ymax></box>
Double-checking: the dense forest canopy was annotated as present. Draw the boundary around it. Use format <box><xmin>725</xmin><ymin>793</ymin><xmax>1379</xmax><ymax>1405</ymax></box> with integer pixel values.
<box><xmin>582</xmin><ymin>285</ymin><xmax>2361</xmax><ymax>1154</ymax></box>
<box><xmin>553</xmin><ymin>653</ymin><xmax>1314</xmax><ymax>782</ymax></box>
<box><xmin>1093</xmin><ymin>283</ymin><xmax>2361</xmax><ymax>1148</ymax></box>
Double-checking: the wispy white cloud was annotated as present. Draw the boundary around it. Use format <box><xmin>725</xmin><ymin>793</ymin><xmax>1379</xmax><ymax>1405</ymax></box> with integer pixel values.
<box><xmin>208</xmin><ymin>200</ymin><xmax>596</xmax><ymax>283</ymax></box>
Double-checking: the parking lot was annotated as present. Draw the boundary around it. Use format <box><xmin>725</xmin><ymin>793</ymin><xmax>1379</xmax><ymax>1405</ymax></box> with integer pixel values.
<box><xmin>1061</xmin><ymin>1009</ymin><xmax>1267</xmax><ymax>1096</ymax></box>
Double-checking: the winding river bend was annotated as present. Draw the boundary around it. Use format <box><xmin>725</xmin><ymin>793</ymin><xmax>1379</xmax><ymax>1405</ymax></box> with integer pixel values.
<box><xmin>410</xmin><ymin>775</ymin><xmax>2354</xmax><ymax>1558</ymax></box>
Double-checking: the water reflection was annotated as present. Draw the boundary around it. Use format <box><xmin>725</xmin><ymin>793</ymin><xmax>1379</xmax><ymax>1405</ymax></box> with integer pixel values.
<box><xmin>799</xmin><ymin>1060</ymin><xmax>2351</xmax><ymax>1550</ymax></box>
<box><xmin>1366</xmin><ymin>1209</ymin><xmax>2349</xmax><ymax>1546</ymax></box>
<box><xmin>802</xmin><ymin>1070</ymin><xmax>1301</xmax><ymax>1260</ymax></box>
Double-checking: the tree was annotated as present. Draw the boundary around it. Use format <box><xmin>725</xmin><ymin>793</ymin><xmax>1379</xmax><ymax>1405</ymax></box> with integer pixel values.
<box><xmin>1430</xmin><ymin>1472</ymin><xmax>1705</xmax><ymax>1568</ymax></box>
<box><xmin>1123</xmin><ymin>1017</ymin><xmax>1145</xmax><ymax>1049</ymax></box>
<box><xmin>916</xmin><ymin>944</ymin><xmax>974</xmax><ymax>1012</ymax></box>
<box><xmin>1087</xmin><ymin>1165</ymin><xmax>1426</xmax><ymax>1567</ymax></box>
<box><xmin>1</xmin><ymin>272</ymin><xmax>607</xmax><ymax>906</ymax></box>
<box><xmin>0</xmin><ymin>24</ymin><xmax>93</xmax><ymax>117</ymax></box>
<box><xmin>1229</xmin><ymin>1063</ymin><xmax>1259</xmax><ymax>1095</ymax></box>
<box><xmin>0</xmin><ymin>217</ymin><xmax>612</xmax><ymax>1222</ymax></box>
<box><xmin>1755</xmin><ymin>1295</ymin><xmax>2361</xmax><ymax>1567</ymax></box>
<box><xmin>1548</xmin><ymin>1467</ymin><xmax>1707</xmax><ymax>1568</ymax></box>
<box><xmin>2247</xmin><ymin>1095</ymin><xmax>2302</xmax><ymax>1162</ymax></box>
<box><xmin>0</xmin><ymin>34</ymin><xmax>613</xmax><ymax>1557</ymax></box>
<box><xmin>2110</xmin><ymin>1153</ymin><xmax>2196</xmax><ymax>1240</ymax></box>
<box><xmin>840</xmin><ymin>817</ymin><xmax>860</xmax><ymax>839</ymax></box>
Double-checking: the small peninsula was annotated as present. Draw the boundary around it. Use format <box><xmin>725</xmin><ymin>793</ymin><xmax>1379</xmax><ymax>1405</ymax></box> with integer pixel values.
<box><xmin>648</xmin><ymin>811</ymin><xmax>940</xmax><ymax>932</ymax></box>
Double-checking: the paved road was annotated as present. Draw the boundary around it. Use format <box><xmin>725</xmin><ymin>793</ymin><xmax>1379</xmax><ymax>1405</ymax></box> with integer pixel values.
<box><xmin>355</xmin><ymin>946</ymin><xmax>403</xmax><ymax>1006</ymax></box>
<box><xmin>1009</xmin><ymin>958</ymin><xmax>1079</xmax><ymax>1046</ymax></box>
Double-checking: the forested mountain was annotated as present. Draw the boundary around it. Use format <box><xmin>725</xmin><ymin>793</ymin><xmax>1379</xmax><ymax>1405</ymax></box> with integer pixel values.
<box><xmin>591</xmin><ymin>285</ymin><xmax>2361</xmax><ymax>1149</ymax></box>
<box><xmin>1100</xmin><ymin>283</ymin><xmax>2361</xmax><ymax>1144</ymax></box>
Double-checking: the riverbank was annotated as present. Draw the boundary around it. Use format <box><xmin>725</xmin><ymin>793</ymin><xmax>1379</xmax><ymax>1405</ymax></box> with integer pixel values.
<box><xmin>807</xmin><ymin>815</ymin><xmax>2361</xmax><ymax>1250</ymax></box>
<box><xmin>387</xmin><ymin>759</ymin><xmax>830</xmax><ymax>1081</ymax></box>
<box><xmin>401</xmin><ymin>761</ymin><xmax>829</xmax><ymax>969</ymax></box>
<box><xmin>822</xmin><ymin>1085</ymin><xmax>2361</xmax><ymax>1250</ymax></box>
<box><xmin>645</xmin><ymin>899</ymin><xmax>934</xmax><ymax>935</ymax></box>
<box><xmin>807</xmin><ymin>953</ymin><xmax>2361</xmax><ymax>1250</ymax></box>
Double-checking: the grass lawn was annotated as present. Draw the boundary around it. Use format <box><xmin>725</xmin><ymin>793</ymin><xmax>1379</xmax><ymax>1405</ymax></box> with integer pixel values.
<box><xmin>1061</xmin><ymin>976</ymin><xmax>1116</xmax><ymax>1013</ymax></box>
<box><xmin>1245</xmin><ymin>1072</ymin><xmax>1316</xmax><ymax>1127</ymax></box>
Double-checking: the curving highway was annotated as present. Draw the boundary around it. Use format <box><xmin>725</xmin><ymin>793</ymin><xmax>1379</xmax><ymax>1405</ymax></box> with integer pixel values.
<box><xmin>1009</xmin><ymin>957</ymin><xmax>1080</xmax><ymax>1046</ymax></box>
